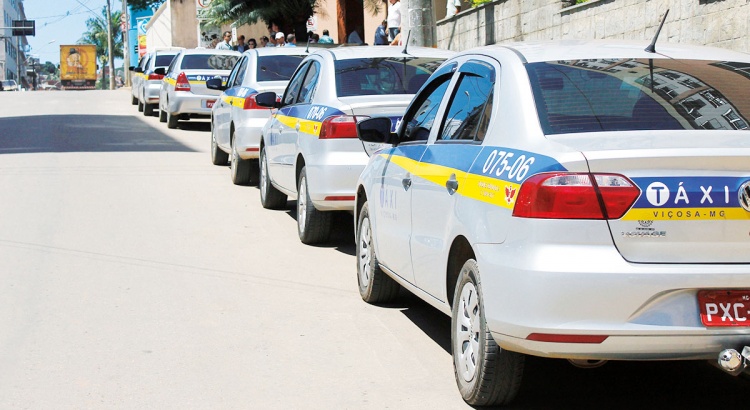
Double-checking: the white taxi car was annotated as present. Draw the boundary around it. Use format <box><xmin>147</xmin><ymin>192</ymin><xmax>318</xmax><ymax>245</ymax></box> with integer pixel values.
<box><xmin>355</xmin><ymin>40</ymin><xmax>750</xmax><ymax>405</ymax></box>
<box><xmin>207</xmin><ymin>47</ymin><xmax>308</xmax><ymax>185</ymax></box>
<box><xmin>130</xmin><ymin>49</ymin><xmax>181</xmax><ymax>116</ymax></box>
<box><xmin>255</xmin><ymin>46</ymin><xmax>454</xmax><ymax>244</ymax></box>
<box><xmin>156</xmin><ymin>48</ymin><xmax>240</xmax><ymax>129</ymax></box>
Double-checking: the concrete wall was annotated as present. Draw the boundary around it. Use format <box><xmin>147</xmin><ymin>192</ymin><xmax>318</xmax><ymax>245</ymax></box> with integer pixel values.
<box><xmin>437</xmin><ymin>0</ymin><xmax>750</xmax><ymax>53</ymax></box>
<box><xmin>145</xmin><ymin>3</ymin><xmax>172</xmax><ymax>51</ymax></box>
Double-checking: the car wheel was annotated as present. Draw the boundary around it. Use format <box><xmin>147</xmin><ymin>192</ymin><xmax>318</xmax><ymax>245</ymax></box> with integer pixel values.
<box><xmin>137</xmin><ymin>100</ymin><xmax>144</xmax><ymax>112</ymax></box>
<box><xmin>210</xmin><ymin>124</ymin><xmax>229</xmax><ymax>165</ymax></box>
<box><xmin>167</xmin><ymin>110</ymin><xmax>179</xmax><ymax>129</ymax></box>
<box><xmin>452</xmin><ymin>259</ymin><xmax>524</xmax><ymax>406</ymax></box>
<box><xmin>159</xmin><ymin>107</ymin><xmax>167</xmax><ymax>123</ymax></box>
<box><xmin>357</xmin><ymin>201</ymin><xmax>400</xmax><ymax>303</ymax></box>
<box><xmin>297</xmin><ymin>166</ymin><xmax>332</xmax><ymax>244</ymax></box>
<box><xmin>131</xmin><ymin>95</ymin><xmax>138</xmax><ymax>105</ymax></box>
<box><xmin>259</xmin><ymin>146</ymin><xmax>287</xmax><ymax>209</ymax></box>
<box><xmin>143</xmin><ymin>102</ymin><xmax>154</xmax><ymax>116</ymax></box>
<box><xmin>230</xmin><ymin>135</ymin><xmax>258</xmax><ymax>185</ymax></box>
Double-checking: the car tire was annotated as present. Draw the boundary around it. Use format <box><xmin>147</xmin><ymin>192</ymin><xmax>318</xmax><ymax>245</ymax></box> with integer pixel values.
<box><xmin>357</xmin><ymin>201</ymin><xmax>400</xmax><ymax>303</ymax></box>
<box><xmin>452</xmin><ymin>259</ymin><xmax>524</xmax><ymax>406</ymax></box>
<box><xmin>159</xmin><ymin>107</ymin><xmax>167</xmax><ymax>123</ymax></box>
<box><xmin>143</xmin><ymin>102</ymin><xmax>154</xmax><ymax>116</ymax></box>
<box><xmin>259</xmin><ymin>146</ymin><xmax>287</xmax><ymax>209</ymax></box>
<box><xmin>167</xmin><ymin>110</ymin><xmax>179</xmax><ymax>129</ymax></box>
<box><xmin>137</xmin><ymin>100</ymin><xmax>144</xmax><ymax>112</ymax></box>
<box><xmin>131</xmin><ymin>95</ymin><xmax>138</xmax><ymax>105</ymax></box>
<box><xmin>297</xmin><ymin>166</ymin><xmax>332</xmax><ymax>244</ymax></box>
<box><xmin>230</xmin><ymin>135</ymin><xmax>257</xmax><ymax>185</ymax></box>
<box><xmin>210</xmin><ymin>124</ymin><xmax>229</xmax><ymax>165</ymax></box>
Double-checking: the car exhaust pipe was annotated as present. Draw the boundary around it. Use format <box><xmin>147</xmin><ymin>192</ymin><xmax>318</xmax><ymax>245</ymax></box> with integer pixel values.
<box><xmin>718</xmin><ymin>346</ymin><xmax>750</xmax><ymax>376</ymax></box>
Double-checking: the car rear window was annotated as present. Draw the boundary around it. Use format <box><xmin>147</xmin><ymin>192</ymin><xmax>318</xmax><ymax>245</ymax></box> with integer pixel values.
<box><xmin>527</xmin><ymin>59</ymin><xmax>750</xmax><ymax>135</ymax></box>
<box><xmin>334</xmin><ymin>57</ymin><xmax>446</xmax><ymax>97</ymax></box>
<box><xmin>256</xmin><ymin>55</ymin><xmax>305</xmax><ymax>82</ymax></box>
<box><xmin>180</xmin><ymin>54</ymin><xmax>239</xmax><ymax>70</ymax></box>
<box><xmin>155</xmin><ymin>54</ymin><xmax>177</xmax><ymax>68</ymax></box>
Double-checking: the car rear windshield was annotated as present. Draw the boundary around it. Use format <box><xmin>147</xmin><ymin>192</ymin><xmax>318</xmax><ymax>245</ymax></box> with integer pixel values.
<box><xmin>334</xmin><ymin>57</ymin><xmax>446</xmax><ymax>97</ymax></box>
<box><xmin>526</xmin><ymin>59</ymin><xmax>750</xmax><ymax>135</ymax></box>
<box><xmin>155</xmin><ymin>54</ymin><xmax>177</xmax><ymax>68</ymax></box>
<box><xmin>257</xmin><ymin>55</ymin><xmax>305</xmax><ymax>82</ymax></box>
<box><xmin>180</xmin><ymin>54</ymin><xmax>239</xmax><ymax>70</ymax></box>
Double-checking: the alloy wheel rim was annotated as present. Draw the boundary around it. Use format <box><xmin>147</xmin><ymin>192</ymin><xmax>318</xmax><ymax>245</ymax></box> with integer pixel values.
<box><xmin>456</xmin><ymin>282</ymin><xmax>480</xmax><ymax>383</ymax></box>
<box><xmin>260</xmin><ymin>153</ymin><xmax>268</xmax><ymax>201</ymax></box>
<box><xmin>358</xmin><ymin>217</ymin><xmax>372</xmax><ymax>287</ymax></box>
<box><xmin>298</xmin><ymin>177</ymin><xmax>307</xmax><ymax>234</ymax></box>
<box><xmin>231</xmin><ymin>139</ymin><xmax>237</xmax><ymax>174</ymax></box>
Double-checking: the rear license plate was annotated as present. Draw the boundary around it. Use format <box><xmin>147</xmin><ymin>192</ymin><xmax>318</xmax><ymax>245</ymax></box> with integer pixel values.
<box><xmin>204</xmin><ymin>99</ymin><xmax>216</xmax><ymax>109</ymax></box>
<box><xmin>698</xmin><ymin>290</ymin><xmax>750</xmax><ymax>327</ymax></box>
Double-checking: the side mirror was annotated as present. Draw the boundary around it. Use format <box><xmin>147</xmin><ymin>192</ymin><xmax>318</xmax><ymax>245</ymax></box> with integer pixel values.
<box><xmin>206</xmin><ymin>77</ymin><xmax>226</xmax><ymax>91</ymax></box>
<box><xmin>256</xmin><ymin>91</ymin><xmax>280</xmax><ymax>109</ymax></box>
<box><xmin>153</xmin><ymin>67</ymin><xmax>166</xmax><ymax>75</ymax></box>
<box><xmin>128</xmin><ymin>66</ymin><xmax>136</xmax><ymax>71</ymax></box>
<box><xmin>357</xmin><ymin>117</ymin><xmax>397</xmax><ymax>157</ymax></box>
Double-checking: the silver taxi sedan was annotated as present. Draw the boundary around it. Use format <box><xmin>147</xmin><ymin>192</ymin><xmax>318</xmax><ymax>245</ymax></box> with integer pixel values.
<box><xmin>355</xmin><ymin>40</ymin><xmax>750</xmax><ymax>405</ymax></box>
<box><xmin>207</xmin><ymin>47</ymin><xmax>308</xmax><ymax>185</ymax></box>
<box><xmin>156</xmin><ymin>48</ymin><xmax>240</xmax><ymax>129</ymax></box>
<box><xmin>130</xmin><ymin>49</ymin><xmax>181</xmax><ymax>116</ymax></box>
<box><xmin>256</xmin><ymin>46</ymin><xmax>454</xmax><ymax>244</ymax></box>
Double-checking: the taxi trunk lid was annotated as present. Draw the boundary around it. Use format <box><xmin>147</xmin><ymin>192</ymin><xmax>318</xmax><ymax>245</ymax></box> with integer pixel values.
<box><xmin>550</xmin><ymin>130</ymin><xmax>750</xmax><ymax>263</ymax></box>
<box><xmin>183</xmin><ymin>70</ymin><xmax>230</xmax><ymax>96</ymax></box>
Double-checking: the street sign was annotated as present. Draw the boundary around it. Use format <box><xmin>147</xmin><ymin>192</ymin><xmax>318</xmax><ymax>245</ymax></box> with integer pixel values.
<box><xmin>12</xmin><ymin>20</ymin><xmax>35</xmax><ymax>36</ymax></box>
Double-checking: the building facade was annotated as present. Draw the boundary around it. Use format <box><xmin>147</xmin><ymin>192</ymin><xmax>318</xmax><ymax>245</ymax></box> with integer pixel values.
<box><xmin>1</xmin><ymin>0</ymin><xmax>28</xmax><ymax>85</ymax></box>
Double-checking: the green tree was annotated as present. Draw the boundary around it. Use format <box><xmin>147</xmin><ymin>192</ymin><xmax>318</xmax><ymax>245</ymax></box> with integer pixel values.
<box><xmin>79</xmin><ymin>7</ymin><xmax>123</xmax><ymax>89</ymax></box>
<box><xmin>42</xmin><ymin>61</ymin><xmax>57</xmax><ymax>75</ymax></box>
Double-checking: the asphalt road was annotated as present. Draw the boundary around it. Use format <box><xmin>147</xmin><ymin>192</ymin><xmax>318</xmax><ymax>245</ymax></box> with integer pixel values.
<box><xmin>0</xmin><ymin>90</ymin><xmax>748</xmax><ymax>409</ymax></box>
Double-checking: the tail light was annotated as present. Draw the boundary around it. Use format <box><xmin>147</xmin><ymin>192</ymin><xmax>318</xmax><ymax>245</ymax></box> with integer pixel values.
<box><xmin>512</xmin><ymin>172</ymin><xmax>640</xmax><ymax>219</ymax></box>
<box><xmin>148</xmin><ymin>73</ymin><xmax>164</xmax><ymax>80</ymax></box>
<box><xmin>175</xmin><ymin>72</ymin><xmax>191</xmax><ymax>92</ymax></box>
<box><xmin>319</xmin><ymin>115</ymin><xmax>370</xmax><ymax>139</ymax></box>
<box><xmin>243</xmin><ymin>93</ymin><xmax>263</xmax><ymax>110</ymax></box>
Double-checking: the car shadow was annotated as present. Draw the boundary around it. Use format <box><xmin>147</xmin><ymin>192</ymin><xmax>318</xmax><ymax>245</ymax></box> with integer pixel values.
<box><xmin>176</xmin><ymin>120</ymin><xmax>211</xmax><ymax>132</ymax></box>
<box><xmin>0</xmin><ymin>115</ymin><xmax>195</xmax><ymax>153</ymax></box>
<box><xmin>282</xmin><ymin>204</ymin><xmax>355</xmax><ymax>256</ymax></box>
<box><xmin>378</xmin><ymin>291</ymin><xmax>750</xmax><ymax>408</ymax></box>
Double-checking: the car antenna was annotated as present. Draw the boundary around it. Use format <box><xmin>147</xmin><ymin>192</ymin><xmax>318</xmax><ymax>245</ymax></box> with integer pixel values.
<box><xmin>306</xmin><ymin>35</ymin><xmax>311</xmax><ymax>53</ymax></box>
<box><xmin>645</xmin><ymin>9</ymin><xmax>669</xmax><ymax>53</ymax></box>
<box><xmin>645</xmin><ymin>9</ymin><xmax>669</xmax><ymax>93</ymax></box>
<box><xmin>401</xmin><ymin>30</ymin><xmax>412</xmax><ymax>55</ymax></box>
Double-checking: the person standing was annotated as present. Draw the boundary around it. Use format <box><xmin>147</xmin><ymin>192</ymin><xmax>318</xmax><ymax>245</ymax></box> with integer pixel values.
<box><xmin>260</xmin><ymin>36</ymin><xmax>271</xmax><ymax>47</ymax></box>
<box><xmin>374</xmin><ymin>20</ymin><xmax>388</xmax><ymax>45</ymax></box>
<box><xmin>247</xmin><ymin>38</ymin><xmax>257</xmax><ymax>49</ymax></box>
<box><xmin>286</xmin><ymin>33</ymin><xmax>297</xmax><ymax>47</ymax></box>
<box><xmin>387</xmin><ymin>0</ymin><xmax>401</xmax><ymax>42</ymax></box>
<box><xmin>318</xmin><ymin>29</ymin><xmax>334</xmax><ymax>44</ymax></box>
<box><xmin>275</xmin><ymin>32</ymin><xmax>286</xmax><ymax>47</ymax></box>
<box><xmin>236</xmin><ymin>35</ymin><xmax>247</xmax><ymax>52</ymax></box>
<box><xmin>446</xmin><ymin>0</ymin><xmax>461</xmax><ymax>17</ymax></box>
<box><xmin>216</xmin><ymin>31</ymin><xmax>233</xmax><ymax>50</ymax></box>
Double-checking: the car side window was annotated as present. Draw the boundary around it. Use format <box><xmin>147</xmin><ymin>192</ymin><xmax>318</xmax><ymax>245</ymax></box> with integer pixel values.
<box><xmin>401</xmin><ymin>74</ymin><xmax>453</xmax><ymax>143</ymax></box>
<box><xmin>438</xmin><ymin>61</ymin><xmax>495</xmax><ymax>142</ymax></box>
<box><xmin>298</xmin><ymin>61</ymin><xmax>320</xmax><ymax>104</ymax></box>
<box><xmin>228</xmin><ymin>57</ymin><xmax>247</xmax><ymax>88</ymax></box>
<box><xmin>282</xmin><ymin>62</ymin><xmax>310</xmax><ymax>106</ymax></box>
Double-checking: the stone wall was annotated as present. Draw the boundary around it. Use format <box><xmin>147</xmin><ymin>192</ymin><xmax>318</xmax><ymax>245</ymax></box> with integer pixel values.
<box><xmin>436</xmin><ymin>0</ymin><xmax>750</xmax><ymax>53</ymax></box>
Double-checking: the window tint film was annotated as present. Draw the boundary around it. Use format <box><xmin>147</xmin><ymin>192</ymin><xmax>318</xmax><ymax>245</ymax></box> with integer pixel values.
<box><xmin>334</xmin><ymin>57</ymin><xmax>446</xmax><ymax>97</ymax></box>
<box><xmin>402</xmin><ymin>75</ymin><xmax>452</xmax><ymax>142</ymax></box>
<box><xmin>282</xmin><ymin>63</ymin><xmax>309</xmax><ymax>106</ymax></box>
<box><xmin>155</xmin><ymin>54</ymin><xmax>176</xmax><ymax>67</ymax></box>
<box><xmin>439</xmin><ymin>67</ymin><xmax>494</xmax><ymax>142</ymax></box>
<box><xmin>527</xmin><ymin>59</ymin><xmax>750</xmax><ymax>134</ymax></box>
<box><xmin>257</xmin><ymin>55</ymin><xmax>306</xmax><ymax>82</ymax></box>
<box><xmin>298</xmin><ymin>62</ymin><xmax>320</xmax><ymax>104</ymax></box>
<box><xmin>181</xmin><ymin>54</ymin><xmax>239</xmax><ymax>70</ymax></box>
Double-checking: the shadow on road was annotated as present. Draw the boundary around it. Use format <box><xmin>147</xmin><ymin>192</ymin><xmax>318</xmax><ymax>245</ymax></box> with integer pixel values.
<box><xmin>280</xmin><ymin>204</ymin><xmax>355</xmax><ymax>256</ymax></box>
<box><xmin>175</xmin><ymin>120</ymin><xmax>211</xmax><ymax>133</ymax></box>
<box><xmin>382</xmin><ymin>293</ymin><xmax>750</xmax><ymax>408</ymax></box>
<box><xmin>0</xmin><ymin>115</ymin><xmax>195</xmax><ymax>154</ymax></box>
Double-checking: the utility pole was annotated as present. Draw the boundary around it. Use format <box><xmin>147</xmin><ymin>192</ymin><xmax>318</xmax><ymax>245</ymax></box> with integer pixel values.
<box><xmin>122</xmin><ymin>0</ymin><xmax>130</xmax><ymax>87</ymax></box>
<box><xmin>106</xmin><ymin>0</ymin><xmax>115</xmax><ymax>90</ymax></box>
<box><xmin>404</xmin><ymin>0</ymin><xmax>437</xmax><ymax>47</ymax></box>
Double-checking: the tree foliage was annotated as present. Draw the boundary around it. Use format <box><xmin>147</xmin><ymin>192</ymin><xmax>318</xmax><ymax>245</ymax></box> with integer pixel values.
<box><xmin>128</xmin><ymin>0</ymin><xmax>166</xmax><ymax>11</ymax></box>
<box><xmin>79</xmin><ymin>7</ymin><xmax>124</xmax><ymax>66</ymax></box>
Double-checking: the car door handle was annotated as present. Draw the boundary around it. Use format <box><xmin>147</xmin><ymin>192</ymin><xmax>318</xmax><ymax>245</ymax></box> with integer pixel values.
<box><xmin>446</xmin><ymin>174</ymin><xmax>458</xmax><ymax>195</ymax></box>
<box><xmin>402</xmin><ymin>176</ymin><xmax>412</xmax><ymax>191</ymax></box>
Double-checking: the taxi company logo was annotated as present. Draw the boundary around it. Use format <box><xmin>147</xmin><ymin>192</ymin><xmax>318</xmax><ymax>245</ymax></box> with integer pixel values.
<box><xmin>739</xmin><ymin>181</ymin><xmax>750</xmax><ymax>212</ymax></box>
<box><xmin>638</xmin><ymin>220</ymin><xmax>653</xmax><ymax>228</ymax></box>
<box><xmin>505</xmin><ymin>185</ymin><xmax>516</xmax><ymax>204</ymax></box>
<box><xmin>646</xmin><ymin>182</ymin><xmax>669</xmax><ymax>206</ymax></box>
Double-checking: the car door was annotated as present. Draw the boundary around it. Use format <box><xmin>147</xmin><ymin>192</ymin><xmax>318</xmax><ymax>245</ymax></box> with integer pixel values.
<box><xmin>265</xmin><ymin>61</ymin><xmax>312</xmax><ymax>192</ymax></box>
<box><xmin>215</xmin><ymin>56</ymin><xmax>247</xmax><ymax>150</ymax></box>
<box><xmin>372</xmin><ymin>63</ymin><xmax>457</xmax><ymax>284</ymax></box>
<box><xmin>410</xmin><ymin>59</ymin><xmax>497</xmax><ymax>300</ymax></box>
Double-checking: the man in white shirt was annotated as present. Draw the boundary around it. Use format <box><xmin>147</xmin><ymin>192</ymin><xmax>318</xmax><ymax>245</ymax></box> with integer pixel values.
<box><xmin>446</xmin><ymin>0</ymin><xmax>461</xmax><ymax>17</ymax></box>
<box><xmin>387</xmin><ymin>0</ymin><xmax>401</xmax><ymax>42</ymax></box>
<box><xmin>215</xmin><ymin>31</ymin><xmax>233</xmax><ymax>50</ymax></box>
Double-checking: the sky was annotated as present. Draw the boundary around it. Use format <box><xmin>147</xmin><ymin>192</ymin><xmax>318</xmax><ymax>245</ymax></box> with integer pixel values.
<box><xmin>23</xmin><ymin>0</ymin><xmax>124</xmax><ymax>66</ymax></box>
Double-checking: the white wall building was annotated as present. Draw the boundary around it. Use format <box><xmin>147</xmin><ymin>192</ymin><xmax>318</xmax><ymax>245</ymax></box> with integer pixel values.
<box><xmin>0</xmin><ymin>0</ymin><xmax>28</xmax><ymax>84</ymax></box>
